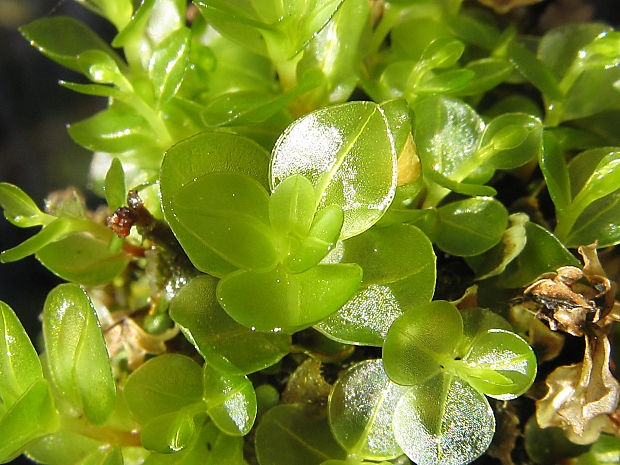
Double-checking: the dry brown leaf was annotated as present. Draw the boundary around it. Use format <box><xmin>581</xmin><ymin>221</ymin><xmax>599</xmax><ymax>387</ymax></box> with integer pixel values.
<box><xmin>536</xmin><ymin>334</ymin><xmax>619</xmax><ymax>444</ymax></box>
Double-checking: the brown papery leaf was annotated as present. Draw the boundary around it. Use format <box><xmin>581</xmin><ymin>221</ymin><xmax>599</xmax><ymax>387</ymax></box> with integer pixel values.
<box><xmin>536</xmin><ymin>334</ymin><xmax>620</xmax><ymax>444</ymax></box>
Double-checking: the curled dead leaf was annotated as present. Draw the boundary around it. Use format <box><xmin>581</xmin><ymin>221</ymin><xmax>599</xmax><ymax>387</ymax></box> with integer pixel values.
<box><xmin>536</xmin><ymin>334</ymin><xmax>620</xmax><ymax>444</ymax></box>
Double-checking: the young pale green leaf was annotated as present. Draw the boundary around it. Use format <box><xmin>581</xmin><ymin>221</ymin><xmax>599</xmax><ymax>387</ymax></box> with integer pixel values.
<box><xmin>506</xmin><ymin>39</ymin><xmax>563</xmax><ymax>101</ymax></box>
<box><xmin>104</xmin><ymin>158</ymin><xmax>126</xmax><ymax>212</ymax></box>
<box><xmin>328</xmin><ymin>360</ymin><xmax>407</xmax><ymax>460</ymax></box>
<box><xmin>269</xmin><ymin>174</ymin><xmax>317</xmax><ymax>236</ymax></box>
<box><xmin>43</xmin><ymin>284</ymin><xmax>116</xmax><ymax>425</ymax></box>
<box><xmin>76</xmin><ymin>50</ymin><xmax>128</xmax><ymax>88</ymax></box>
<box><xmin>0</xmin><ymin>183</ymin><xmax>51</xmax><ymax>228</ymax></box>
<box><xmin>383</xmin><ymin>301</ymin><xmax>463</xmax><ymax>386</ymax></box>
<box><xmin>78</xmin><ymin>445</ymin><xmax>123</xmax><ymax>465</ymax></box>
<box><xmin>169</xmin><ymin>275</ymin><xmax>290</xmax><ymax>376</ymax></box>
<box><xmin>453</xmin><ymin>58</ymin><xmax>513</xmax><ymax>97</ymax></box>
<box><xmin>414</xmin><ymin>69</ymin><xmax>475</xmax><ymax>96</ymax></box>
<box><xmin>270</xmin><ymin>101</ymin><xmax>397</xmax><ymax>239</ymax></box>
<box><xmin>148</xmin><ymin>28</ymin><xmax>191</xmax><ymax>104</ymax></box>
<box><xmin>123</xmin><ymin>354</ymin><xmax>203</xmax><ymax>425</ymax></box>
<box><xmin>570</xmin><ymin>150</ymin><xmax>620</xmax><ymax>219</ymax></box>
<box><xmin>565</xmin><ymin>192</ymin><xmax>620</xmax><ymax>248</ymax></box>
<box><xmin>0</xmin><ymin>379</ymin><xmax>59</xmax><ymax>463</ymax></box>
<box><xmin>171</xmin><ymin>172</ymin><xmax>277</xmax><ymax>272</ymax></box>
<box><xmin>478</xmin><ymin>113</ymin><xmax>543</xmax><ymax>170</ymax></box>
<box><xmin>0</xmin><ymin>302</ymin><xmax>43</xmax><ymax>407</ymax></box>
<box><xmin>19</xmin><ymin>17</ymin><xmax>123</xmax><ymax>73</ymax></box>
<box><xmin>36</xmin><ymin>233</ymin><xmax>129</xmax><ymax>286</ymax></box>
<box><xmin>203</xmin><ymin>365</ymin><xmax>257</xmax><ymax>436</ymax></box>
<box><xmin>255</xmin><ymin>404</ymin><xmax>347</xmax><ymax>465</ymax></box>
<box><xmin>497</xmin><ymin>222</ymin><xmax>580</xmax><ymax>288</ymax></box>
<box><xmin>67</xmin><ymin>108</ymin><xmax>155</xmax><ymax>153</ymax></box>
<box><xmin>316</xmin><ymin>224</ymin><xmax>436</xmax><ymax>346</ymax></box>
<box><xmin>393</xmin><ymin>374</ymin><xmax>495</xmax><ymax>465</ymax></box>
<box><xmin>431</xmin><ymin>197</ymin><xmax>508</xmax><ymax>257</ymax></box>
<box><xmin>461</xmin><ymin>329</ymin><xmax>536</xmax><ymax>400</ymax></box>
<box><xmin>419</xmin><ymin>38</ymin><xmax>465</xmax><ymax>69</ymax></box>
<box><xmin>217</xmin><ymin>264</ymin><xmax>362</xmax><ymax>334</ymax></box>
<box><xmin>457</xmin><ymin>308</ymin><xmax>513</xmax><ymax>357</ymax></box>
<box><xmin>141</xmin><ymin>410</ymin><xmax>197</xmax><ymax>454</ymax></box>
<box><xmin>285</xmin><ymin>205</ymin><xmax>344</xmax><ymax>274</ymax></box>
<box><xmin>25</xmin><ymin>431</ymin><xmax>104</xmax><ymax>465</ymax></box>
<box><xmin>539</xmin><ymin>132</ymin><xmax>572</xmax><ymax>216</ymax></box>
<box><xmin>160</xmin><ymin>131</ymin><xmax>270</xmax><ymax>277</ymax></box>
<box><xmin>73</xmin><ymin>0</ymin><xmax>132</xmax><ymax>31</ymax></box>
<box><xmin>58</xmin><ymin>81</ymin><xmax>120</xmax><ymax>98</ymax></box>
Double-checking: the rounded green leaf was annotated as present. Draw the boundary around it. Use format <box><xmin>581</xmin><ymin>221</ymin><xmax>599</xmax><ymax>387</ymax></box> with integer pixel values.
<box><xmin>383</xmin><ymin>301</ymin><xmax>463</xmax><ymax>386</ymax></box>
<box><xmin>36</xmin><ymin>234</ymin><xmax>129</xmax><ymax>286</ymax></box>
<box><xmin>43</xmin><ymin>284</ymin><xmax>116</xmax><ymax>425</ymax></box>
<box><xmin>171</xmin><ymin>172</ymin><xmax>277</xmax><ymax>271</ymax></box>
<box><xmin>454</xmin><ymin>58</ymin><xmax>513</xmax><ymax>97</ymax></box>
<box><xmin>393</xmin><ymin>374</ymin><xmax>495</xmax><ymax>465</ymax></box>
<box><xmin>270</xmin><ymin>101</ymin><xmax>397</xmax><ymax>239</ymax></box>
<box><xmin>140</xmin><ymin>410</ymin><xmax>196</xmax><ymax>454</ymax></box>
<box><xmin>0</xmin><ymin>302</ymin><xmax>43</xmax><ymax>407</ymax></box>
<box><xmin>169</xmin><ymin>275</ymin><xmax>290</xmax><ymax>376</ymax></box>
<box><xmin>328</xmin><ymin>360</ymin><xmax>407</xmax><ymax>460</ymax></box>
<box><xmin>25</xmin><ymin>431</ymin><xmax>103</xmax><ymax>465</ymax></box>
<box><xmin>123</xmin><ymin>354</ymin><xmax>203</xmax><ymax>425</ymax></box>
<box><xmin>457</xmin><ymin>308</ymin><xmax>512</xmax><ymax>358</ymax></box>
<box><xmin>0</xmin><ymin>183</ymin><xmax>50</xmax><ymax>228</ymax></box>
<box><xmin>316</xmin><ymin>224</ymin><xmax>436</xmax><ymax>346</ymax></box>
<box><xmin>0</xmin><ymin>379</ymin><xmax>59</xmax><ymax>463</ymax></box>
<box><xmin>269</xmin><ymin>174</ymin><xmax>317</xmax><ymax>236</ymax></box>
<box><xmin>255</xmin><ymin>404</ymin><xmax>347</xmax><ymax>465</ymax></box>
<box><xmin>160</xmin><ymin>131</ymin><xmax>270</xmax><ymax>277</ymax></box>
<box><xmin>203</xmin><ymin>365</ymin><xmax>257</xmax><ymax>436</ymax></box>
<box><xmin>217</xmin><ymin>264</ymin><xmax>362</xmax><ymax>334</ymax></box>
<box><xmin>462</xmin><ymin>329</ymin><xmax>537</xmax><ymax>400</ymax></box>
<box><xmin>434</xmin><ymin>197</ymin><xmax>508</xmax><ymax>257</ymax></box>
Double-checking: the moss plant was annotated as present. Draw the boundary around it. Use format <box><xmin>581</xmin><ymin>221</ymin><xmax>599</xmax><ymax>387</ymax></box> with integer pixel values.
<box><xmin>1</xmin><ymin>1</ymin><xmax>619</xmax><ymax>464</ymax></box>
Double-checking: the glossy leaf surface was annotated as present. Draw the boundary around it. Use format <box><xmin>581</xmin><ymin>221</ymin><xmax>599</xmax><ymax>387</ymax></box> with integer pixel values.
<box><xmin>169</xmin><ymin>275</ymin><xmax>290</xmax><ymax>375</ymax></box>
<box><xmin>36</xmin><ymin>234</ymin><xmax>129</xmax><ymax>286</ymax></box>
<box><xmin>255</xmin><ymin>404</ymin><xmax>347</xmax><ymax>465</ymax></box>
<box><xmin>141</xmin><ymin>410</ymin><xmax>196</xmax><ymax>454</ymax></box>
<box><xmin>123</xmin><ymin>354</ymin><xmax>203</xmax><ymax>425</ymax></box>
<box><xmin>383</xmin><ymin>301</ymin><xmax>463</xmax><ymax>386</ymax></box>
<box><xmin>0</xmin><ymin>183</ymin><xmax>50</xmax><ymax>228</ymax></box>
<box><xmin>42</xmin><ymin>284</ymin><xmax>115</xmax><ymax>424</ymax></box>
<box><xmin>203</xmin><ymin>365</ymin><xmax>257</xmax><ymax>436</ymax></box>
<box><xmin>171</xmin><ymin>172</ymin><xmax>277</xmax><ymax>272</ymax></box>
<box><xmin>148</xmin><ymin>28</ymin><xmax>190</xmax><ymax>104</ymax></box>
<box><xmin>160</xmin><ymin>131</ymin><xmax>270</xmax><ymax>277</ymax></box>
<box><xmin>104</xmin><ymin>157</ymin><xmax>126</xmax><ymax>212</ymax></box>
<box><xmin>0</xmin><ymin>302</ymin><xmax>43</xmax><ymax>407</ymax></box>
<box><xmin>25</xmin><ymin>431</ymin><xmax>103</xmax><ymax>465</ymax></box>
<box><xmin>328</xmin><ymin>360</ymin><xmax>406</xmax><ymax>460</ymax></box>
<box><xmin>0</xmin><ymin>379</ymin><xmax>58</xmax><ymax>463</ymax></box>
<box><xmin>270</xmin><ymin>101</ymin><xmax>397</xmax><ymax>239</ymax></box>
<box><xmin>217</xmin><ymin>264</ymin><xmax>362</xmax><ymax>333</ymax></box>
<box><xmin>393</xmin><ymin>374</ymin><xmax>495</xmax><ymax>465</ymax></box>
<box><xmin>316</xmin><ymin>224</ymin><xmax>436</xmax><ymax>346</ymax></box>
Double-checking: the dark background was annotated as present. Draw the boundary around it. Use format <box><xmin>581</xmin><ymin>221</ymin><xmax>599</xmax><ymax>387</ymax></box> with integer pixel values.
<box><xmin>0</xmin><ymin>1</ymin><xmax>617</xmax><ymax>464</ymax></box>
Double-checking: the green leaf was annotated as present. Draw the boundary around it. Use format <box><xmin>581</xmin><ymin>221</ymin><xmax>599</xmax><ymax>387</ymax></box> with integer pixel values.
<box><xmin>478</xmin><ymin>113</ymin><xmax>543</xmax><ymax>170</ymax></box>
<box><xmin>42</xmin><ymin>284</ymin><xmax>116</xmax><ymax>424</ymax></box>
<box><xmin>169</xmin><ymin>275</ymin><xmax>290</xmax><ymax>376</ymax></box>
<box><xmin>539</xmin><ymin>132</ymin><xmax>572</xmax><ymax>216</ymax></box>
<box><xmin>19</xmin><ymin>17</ymin><xmax>123</xmax><ymax>73</ymax></box>
<box><xmin>104</xmin><ymin>158</ymin><xmax>126</xmax><ymax>212</ymax></box>
<box><xmin>270</xmin><ymin>101</ymin><xmax>397</xmax><ymax>239</ymax></box>
<box><xmin>67</xmin><ymin>108</ymin><xmax>155</xmax><ymax>153</ymax></box>
<box><xmin>453</xmin><ymin>58</ymin><xmax>513</xmax><ymax>97</ymax></box>
<box><xmin>0</xmin><ymin>302</ymin><xmax>43</xmax><ymax>407</ymax></box>
<box><xmin>497</xmin><ymin>222</ymin><xmax>580</xmax><ymax>288</ymax></box>
<box><xmin>255</xmin><ymin>404</ymin><xmax>347</xmax><ymax>465</ymax></box>
<box><xmin>25</xmin><ymin>431</ymin><xmax>104</xmax><ymax>465</ymax></box>
<box><xmin>316</xmin><ymin>224</ymin><xmax>436</xmax><ymax>346</ymax></box>
<box><xmin>36</xmin><ymin>233</ymin><xmax>129</xmax><ymax>286</ymax></box>
<box><xmin>382</xmin><ymin>301</ymin><xmax>463</xmax><ymax>386</ymax></box>
<box><xmin>0</xmin><ymin>183</ymin><xmax>51</xmax><ymax>228</ymax></box>
<box><xmin>59</xmin><ymin>81</ymin><xmax>120</xmax><ymax>98</ymax></box>
<box><xmin>203</xmin><ymin>365</ymin><xmax>257</xmax><ymax>436</ymax></box>
<box><xmin>507</xmin><ymin>39</ymin><xmax>563</xmax><ymax>101</ymax></box>
<box><xmin>571</xmin><ymin>150</ymin><xmax>620</xmax><ymax>219</ymax></box>
<box><xmin>419</xmin><ymin>38</ymin><xmax>465</xmax><ymax>69</ymax></box>
<box><xmin>141</xmin><ymin>410</ymin><xmax>197</xmax><ymax>454</ymax></box>
<box><xmin>0</xmin><ymin>379</ymin><xmax>59</xmax><ymax>463</ymax></box>
<box><xmin>160</xmin><ymin>131</ymin><xmax>270</xmax><ymax>277</ymax></box>
<box><xmin>414</xmin><ymin>68</ymin><xmax>475</xmax><ymax>95</ymax></box>
<box><xmin>217</xmin><ymin>264</ymin><xmax>362</xmax><ymax>334</ymax></box>
<box><xmin>460</xmin><ymin>329</ymin><xmax>537</xmax><ymax>400</ymax></box>
<box><xmin>328</xmin><ymin>360</ymin><xmax>407</xmax><ymax>460</ymax></box>
<box><xmin>78</xmin><ymin>445</ymin><xmax>123</xmax><ymax>465</ymax></box>
<box><xmin>148</xmin><ymin>28</ymin><xmax>191</xmax><ymax>104</ymax></box>
<box><xmin>76</xmin><ymin>50</ymin><xmax>128</xmax><ymax>88</ymax></box>
<box><xmin>269</xmin><ymin>174</ymin><xmax>317</xmax><ymax>237</ymax></box>
<box><xmin>123</xmin><ymin>354</ymin><xmax>203</xmax><ymax>425</ymax></box>
<box><xmin>1</xmin><ymin>218</ymin><xmax>76</xmax><ymax>263</ymax></box>
<box><xmin>565</xmin><ymin>192</ymin><xmax>620</xmax><ymax>248</ymax></box>
<box><xmin>171</xmin><ymin>172</ymin><xmax>277</xmax><ymax>272</ymax></box>
<box><xmin>457</xmin><ymin>307</ymin><xmax>513</xmax><ymax>357</ymax></box>
<box><xmin>431</xmin><ymin>197</ymin><xmax>508</xmax><ymax>257</ymax></box>
<box><xmin>393</xmin><ymin>374</ymin><xmax>495</xmax><ymax>465</ymax></box>
<box><xmin>73</xmin><ymin>0</ymin><xmax>132</xmax><ymax>31</ymax></box>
